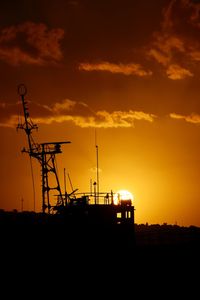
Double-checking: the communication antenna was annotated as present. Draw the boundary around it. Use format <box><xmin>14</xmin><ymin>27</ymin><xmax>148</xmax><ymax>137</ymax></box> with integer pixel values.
<box><xmin>17</xmin><ymin>84</ymin><xmax>71</xmax><ymax>213</ymax></box>
<box><xmin>95</xmin><ymin>129</ymin><xmax>99</xmax><ymax>204</ymax></box>
<box><xmin>68</xmin><ymin>173</ymin><xmax>74</xmax><ymax>193</ymax></box>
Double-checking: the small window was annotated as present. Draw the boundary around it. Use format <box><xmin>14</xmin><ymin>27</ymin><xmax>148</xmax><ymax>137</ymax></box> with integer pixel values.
<box><xmin>117</xmin><ymin>212</ymin><xmax>121</xmax><ymax>218</ymax></box>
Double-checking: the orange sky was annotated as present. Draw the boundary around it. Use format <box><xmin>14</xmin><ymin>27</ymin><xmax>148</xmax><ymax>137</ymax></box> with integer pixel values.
<box><xmin>1</xmin><ymin>0</ymin><xmax>200</xmax><ymax>226</ymax></box>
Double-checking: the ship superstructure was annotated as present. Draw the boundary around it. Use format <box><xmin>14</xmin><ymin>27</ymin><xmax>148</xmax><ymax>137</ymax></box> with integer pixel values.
<box><xmin>17</xmin><ymin>84</ymin><xmax>135</xmax><ymax>227</ymax></box>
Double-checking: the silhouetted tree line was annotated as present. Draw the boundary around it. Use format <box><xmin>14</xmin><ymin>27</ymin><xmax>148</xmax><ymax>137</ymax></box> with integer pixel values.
<box><xmin>135</xmin><ymin>223</ymin><xmax>200</xmax><ymax>247</ymax></box>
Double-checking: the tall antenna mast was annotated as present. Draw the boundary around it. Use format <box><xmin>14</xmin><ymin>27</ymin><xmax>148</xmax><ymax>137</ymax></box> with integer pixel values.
<box><xmin>95</xmin><ymin>129</ymin><xmax>99</xmax><ymax>204</ymax></box>
<box><xmin>17</xmin><ymin>84</ymin><xmax>71</xmax><ymax>213</ymax></box>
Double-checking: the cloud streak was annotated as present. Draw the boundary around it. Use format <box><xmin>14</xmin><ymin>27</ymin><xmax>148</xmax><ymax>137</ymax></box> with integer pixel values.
<box><xmin>0</xmin><ymin>22</ymin><xmax>64</xmax><ymax>66</ymax></box>
<box><xmin>170</xmin><ymin>112</ymin><xmax>200</xmax><ymax>124</ymax></box>
<box><xmin>0</xmin><ymin>99</ymin><xmax>156</xmax><ymax>129</ymax></box>
<box><xmin>79</xmin><ymin>62</ymin><xmax>152</xmax><ymax>77</ymax></box>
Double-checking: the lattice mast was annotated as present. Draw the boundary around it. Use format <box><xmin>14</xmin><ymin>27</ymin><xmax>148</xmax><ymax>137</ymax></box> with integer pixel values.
<box><xmin>17</xmin><ymin>84</ymin><xmax>70</xmax><ymax>213</ymax></box>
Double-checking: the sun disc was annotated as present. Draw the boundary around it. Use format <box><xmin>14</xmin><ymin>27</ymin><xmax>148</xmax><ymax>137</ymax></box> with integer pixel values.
<box><xmin>113</xmin><ymin>189</ymin><xmax>134</xmax><ymax>205</ymax></box>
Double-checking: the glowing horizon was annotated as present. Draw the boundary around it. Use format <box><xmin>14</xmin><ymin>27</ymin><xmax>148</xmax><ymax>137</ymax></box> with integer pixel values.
<box><xmin>1</xmin><ymin>0</ymin><xmax>200</xmax><ymax>227</ymax></box>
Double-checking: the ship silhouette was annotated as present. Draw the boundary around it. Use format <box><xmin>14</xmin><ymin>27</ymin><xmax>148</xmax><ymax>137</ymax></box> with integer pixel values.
<box><xmin>1</xmin><ymin>91</ymin><xmax>200</xmax><ymax>295</ymax></box>
<box><xmin>14</xmin><ymin>84</ymin><xmax>136</xmax><ymax>251</ymax></box>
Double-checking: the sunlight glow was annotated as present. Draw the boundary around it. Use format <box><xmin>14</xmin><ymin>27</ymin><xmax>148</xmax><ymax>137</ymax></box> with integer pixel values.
<box><xmin>113</xmin><ymin>189</ymin><xmax>134</xmax><ymax>205</ymax></box>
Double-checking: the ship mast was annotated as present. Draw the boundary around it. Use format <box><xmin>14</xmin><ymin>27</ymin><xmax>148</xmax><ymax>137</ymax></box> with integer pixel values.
<box><xmin>17</xmin><ymin>84</ymin><xmax>70</xmax><ymax>213</ymax></box>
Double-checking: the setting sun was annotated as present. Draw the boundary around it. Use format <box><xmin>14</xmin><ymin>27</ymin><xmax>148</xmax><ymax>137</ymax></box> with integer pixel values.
<box><xmin>113</xmin><ymin>190</ymin><xmax>134</xmax><ymax>205</ymax></box>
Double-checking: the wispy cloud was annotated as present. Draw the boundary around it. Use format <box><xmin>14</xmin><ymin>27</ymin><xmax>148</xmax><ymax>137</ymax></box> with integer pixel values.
<box><xmin>89</xmin><ymin>167</ymin><xmax>102</xmax><ymax>173</ymax></box>
<box><xmin>0</xmin><ymin>99</ymin><xmax>156</xmax><ymax>128</ymax></box>
<box><xmin>148</xmin><ymin>48</ymin><xmax>170</xmax><ymax>66</ymax></box>
<box><xmin>166</xmin><ymin>64</ymin><xmax>193</xmax><ymax>80</ymax></box>
<box><xmin>79</xmin><ymin>62</ymin><xmax>152</xmax><ymax>77</ymax></box>
<box><xmin>170</xmin><ymin>112</ymin><xmax>200</xmax><ymax>124</ymax></box>
<box><xmin>0</xmin><ymin>22</ymin><xmax>64</xmax><ymax>66</ymax></box>
<box><xmin>148</xmin><ymin>35</ymin><xmax>185</xmax><ymax>67</ymax></box>
<box><xmin>73</xmin><ymin>110</ymin><xmax>156</xmax><ymax>128</ymax></box>
<box><xmin>147</xmin><ymin>0</ymin><xmax>200</xmax><ymax>79</ymax></box>
<box><xmin>29</xmin><ymin>110</ymin><xmax>156</xmax><ymax>128</ymax></box>
<box><xmin>0</xmin><ymin>102</ymin><xmax>21</xmax><ymax>127</ymax></box>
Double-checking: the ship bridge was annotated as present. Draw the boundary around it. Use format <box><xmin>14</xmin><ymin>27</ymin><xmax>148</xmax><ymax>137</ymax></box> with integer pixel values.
<box><xmin>54</xmin><ymin>191</ymin><xmax>135</xmax><ymax>226</ymax></box>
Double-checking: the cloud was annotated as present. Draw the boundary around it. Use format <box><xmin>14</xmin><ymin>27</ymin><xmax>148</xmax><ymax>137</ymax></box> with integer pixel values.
<box><xmin>170</xmin><ymin>112</ymin><xmax>200</xmax><ymax>124</ymax></box>
<box><xmin>0</xmin><ymin>102</ymin><xmax>21</xmax><ymax>127</ymax></box>
<box><xmin>0</xmin><ymin>99</ymin><xmax>156</xmax><ymax>129</ymax></box>
<box><xmin>89</xmin><ymin>167</ymin><xmax>102</xmax><ymax>173</ymax></box>
<box><xmin>166</xmin><ymin>64</ymin><xmax>193</xmax><ymax>79</ymax></box>
<box><xmin>68</xmin><ymin>0</ymin><xmax>79</xmax><ymax>6</ymax></box>
<box><xmin>0</xmin><ymin>22</ymin><xmax>64</xmax><ymax>66</ymax></box>
<box><xmin>190</xmin><ymin>50</ymin><xmax>200</xmax><ymax>61</ymax></box>
<box><xmin>79</xmin><ymin>62</ymin><xmax>152</xmax><ymax>77</ymax></box>
<box><xmin>148</xmin><ymin>34</ymin><xmax>185</xmax><ymax>67</ymax></box>
<box><xmin>50</xmin><ymin>99</ymin><xmax>76</xmax><ymax>113</ymax></box>
<box><xmin>147</xmin><ymin>0</ymin><xmax>200</xmax><ymax>79</ymax></box>
<box><xmin>148</xmin><ymin>48</ymin><xmax>170</xmax><ymax>66</ymax></box>
<box><xmin>73</xmin><ymin>110</ymin><xmax>156</xmax><ymax>128</ymax></box>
